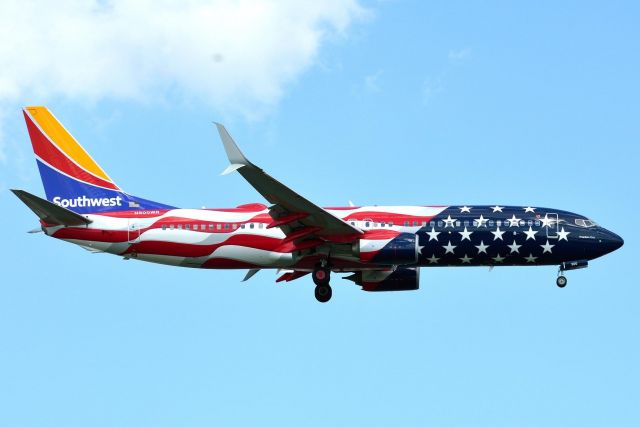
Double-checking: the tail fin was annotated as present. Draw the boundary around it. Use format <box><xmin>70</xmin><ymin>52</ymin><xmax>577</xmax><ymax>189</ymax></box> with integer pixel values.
<box><xmin>23</xmin><ymin>106</ymin><xmax>173</xmax><ymax>213</ymax></box>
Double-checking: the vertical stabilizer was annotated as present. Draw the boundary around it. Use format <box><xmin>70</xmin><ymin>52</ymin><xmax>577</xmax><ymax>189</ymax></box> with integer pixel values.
<box><xmin>23</xmin><ymin>106</ymin><xmax>174</xmax><ymax>213</ymax></box>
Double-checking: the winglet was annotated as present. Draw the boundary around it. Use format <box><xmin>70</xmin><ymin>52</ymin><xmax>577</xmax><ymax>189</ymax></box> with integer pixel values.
<box><xmin>215</xmin><ymin>123</ymin><xmax>251</xmax><ymax>175</ymax></box>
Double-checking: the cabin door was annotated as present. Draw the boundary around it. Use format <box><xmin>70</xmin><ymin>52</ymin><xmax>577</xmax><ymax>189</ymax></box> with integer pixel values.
<box><xmin>546</xmin><ymin>212</ymin><xmax>559</xmax><ymax>239</ymax></box>
<box><xmin>128</xmin><ymin>219</ymin><xmax>141</xmax><ymax>243</ymax></box>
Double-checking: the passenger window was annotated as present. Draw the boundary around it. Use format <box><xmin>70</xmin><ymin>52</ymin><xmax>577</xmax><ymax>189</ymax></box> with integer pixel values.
<box><xmin>232</xmin><ymin>224</ymin><xmax>238</xmax><ymax>230</ymax></box>
<box><xmin>497</xmin><ymin>220</ymin><xmax>502</xmax><ymax>227</ymax></box>
<box><xmin>216</xmin><ymin>224</ymin><xmax>221</xmax><ymax>230</ymax></box>
<box><xmin>178</xmin><ymin>224</ymin><xmax>183</xmax><ymax>230</ymax></box>
<box><xmin>527</xmin><ymin>220</ymin><xmax>533</xmax><ymax>226</ymax></box>
<box><xmin>535</xmin><ymin>220</ymin><xmax>541</xmax><ymax>226</ymax></box>
<box><xmin>250</xmin><ymin>223</ymin><xmax>254</xmax><ymax>229</ymax></box>
<box><xmin>193</xmin><ymin>224</ymin><xmax>198</xmax><ymax>231</ymax></box>
<box><xmin>241</xmin><ymin>224</ymin><xmax>245</xmax><ymax>229</ymax></box>
<box><xmin>403</xmin><ymin>221</ymin><xmax>409</xmax><ymax>226</ymax></box>
<box><xmin>185</xmin><ymin>224</ymin><xmax>190</xmax><ymax>230</ymax></box>
<box><xmin>437</xmin><ymin>221</ymin><xmax>443</xmax><ymax>228</ymax></box>
<box><xmin>365</xmin><ymin>222</ymin><xmax>370</xmax><ymax>228</ymax></box>
<box><xmin>429</xmin><ymin>221</ymin><xmax>434</xmax><ymax>227</ymax></box>
<box><xmin>224</xmin><ymin>224</ymin><xmax>230</xmax><ymax>229</ymax></box>
<box><xmin>488</xmin><ymin>220</ymin><xmax>494</xmax><ymax>227</ymax></box>
<box><xmin>169</xmin><ymin>224</ymin><xmax>175</xmax><ymax>230</ymax></box>
<box><xmin>209</xmin><ymin>224</ymin><xmax>214</xmax><ymax>230</ymax></box>
<box><xmin>350</xmin><ymin>222</ymin><xmax>355</xmax><ymax>226</ymax></box>
<box><xmin>519</xmin><ymin>220</ymin><xmax>525</xmax><ymax>226</ymax></box>
<box><xmin>162</xmin><ymin>224</ymin><xmax>167</xmax><ymax>230</ymax></box>
<box><xmin>389</xmin><ymin>221</ymin><xmax>394</xmax><ymax>226</ymax></box>
<box><xmin>464</xmin><ymin>220</ymin><xmax>469</xmax><ymax>227</ymax></box>
<box><xmin>413</xmin><ymin>221</ymin><xmax>419</xmax><ymax>226</ymax></box>
<box><xmin>455</xmin><ymin>221</ymin><xmax>461</xmax><ymax>227</ymax></box>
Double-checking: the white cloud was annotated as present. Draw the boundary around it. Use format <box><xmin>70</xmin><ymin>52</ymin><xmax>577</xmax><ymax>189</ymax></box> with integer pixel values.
<box><xmin>422</xmin><ymin>75</ymin><xmax>444</xmax><ymax>105</ymax></box>
<box><xmin>0</xmin><ymin>0</ymin><xmax>366</xmax><ymax>118</ymax></box>
<box><xmin>448</xmin><ymin>47</ymin><xmax>471</xmax><ymax>62</ymax></box>
<box><xmin>364</xmin><ymin>69</ymin><xmax>383</xmax><ymax>93</ymax></box>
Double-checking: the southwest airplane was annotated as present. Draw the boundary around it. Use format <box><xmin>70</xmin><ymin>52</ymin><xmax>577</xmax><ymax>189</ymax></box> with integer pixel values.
<box><xmin>13</xmin><ymin>106</ymin><xmax>623</xmax><ymax>302</ymax></box>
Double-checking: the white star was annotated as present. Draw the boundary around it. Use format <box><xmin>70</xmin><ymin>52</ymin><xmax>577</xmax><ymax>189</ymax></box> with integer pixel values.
<box><xmin>524</xmin><ymin>206</ymin><xmax>536</xmax><ymax>213</ymax></box>
<box><xmin>459</xmin><ymin>227</ymin><xmax>473</xmax><ymax>241</ymax></box>
<box><xmin>443</xmin><ymin>241</ymin><xmax>457</xmax><ymax>254</ymax></box>
<box><xmin>491</xmin><ymin>205</ymin><xmax>504</xmax><ymax>213</ymax></box>
<box><xmin>540</xmin><ymin>214</ymin><xmax>556</xmax><ymax>228</ymax></box>
<box><xmin>557</xmin><ymin>227</ymin><xmax>570</xmax><ymax>241</ymax></box>
<box><xmin>541</xmin><ymin>239</ymin><xmax>555</xmax><ymax>254</ymax></box>
<box><xmin>475</xmin><ymin>240</ymin><xmax>489</xmax><ymax>254</ymax></box>
<box><xmin>459</xmin><ymin>206</ymin><xmax>472</xmax><ymax>213</ymax></box>
<box><xmin>443</xmin><ymin>215</ymin><xmax>456</xmax><ymax>228</ymax></box>
<box><xmin>419</xmin><ymin>245</ymin><xmax>425</xmax><ymax>254</ymax></box>
<box><xmin>459</xmin><ymin>254</ymin><xmax>472</xmax><ymax>264</ymax></box>
<box><xmin>508</xmin><ymin>240</ymin><xmax>522</xmax><ymax>253</ymax></box>
<box><xmin>492</xmin><ymin>253</ymin><xmax>505</xmax><ymax>263</ymax></box>
<box><xmin>507</xmin><ymin>214</ymin><xmax>522</xmax><ymax>227</ymax></box>
<box><xmin>427</xmin><ymin>254</ymin><xmax>440</xmax><ymax>264</ymax></box>
<box><xmin>525</xmin><ymin>253</ymin><xmax>538</xmax><ymax>263</ymax></box>
<box><xmin>474</xmin><ymin>214</ymin><xmax>488</xmax><ymax>227</ymax></box>
<box><xmin>492</xmin><ymin>226</ymin><xmax>505</xmax><ymax>241</ymax></box>
<box><xmin>427</xmin><ymin>227</ymin><xmax>440</xmax><ymax>241</ymax></box>
<box><xmin>524</xmin><ymin>226</ymin><xmax>538</xmax><ymax>240</ymax></box>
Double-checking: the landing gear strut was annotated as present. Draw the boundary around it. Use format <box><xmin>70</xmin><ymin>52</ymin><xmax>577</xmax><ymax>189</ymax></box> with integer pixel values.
<box><xmin>313</xmin><ymin>264</ymin><xmax>332</xmax><ymax>303</ymax></box>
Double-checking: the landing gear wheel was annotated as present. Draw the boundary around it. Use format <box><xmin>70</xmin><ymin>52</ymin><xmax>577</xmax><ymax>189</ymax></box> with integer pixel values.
<box><xmin>312</xmin><ymin>266</ymin><xmax>330</xmax><ymax>286</ymax></box>
<box><xmin>556</xmin><ymin>275</ymin><xmax>567</xmax><ymax>288</ymax></box>
<box><xmin>315</xmin><ymin>284</ymin><xmax>332</xmax><ymax>303</ymax></box>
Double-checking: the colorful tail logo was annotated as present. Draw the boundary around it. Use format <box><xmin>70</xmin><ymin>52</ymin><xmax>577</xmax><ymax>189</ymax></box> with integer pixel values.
<box><xmin>23</xmin><ymin>106</ymin><xmax>173</xmax><ymax>214</ymax></box>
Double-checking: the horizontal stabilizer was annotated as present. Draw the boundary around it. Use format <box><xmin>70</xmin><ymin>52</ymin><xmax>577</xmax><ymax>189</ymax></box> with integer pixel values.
<box><xmin>11</xmin><ymin>189</ymin><xmax>91</xmax><ymax>226</ymax></box>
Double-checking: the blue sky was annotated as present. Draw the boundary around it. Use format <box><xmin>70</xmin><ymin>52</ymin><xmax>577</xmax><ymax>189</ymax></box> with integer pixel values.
<box><xmin>1</xmin><ymin>1</ymin><xmax>639</xmax><ymax>426</ymax></box>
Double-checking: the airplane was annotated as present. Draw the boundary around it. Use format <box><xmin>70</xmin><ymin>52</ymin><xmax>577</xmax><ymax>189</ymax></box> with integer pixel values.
<box><xmin>12</xmin><ymin>106</ymin><xmax>623</xmax><ymax>303</ymax></box>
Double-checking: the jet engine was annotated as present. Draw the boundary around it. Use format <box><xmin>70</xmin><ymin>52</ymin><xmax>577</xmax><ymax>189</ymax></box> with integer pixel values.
<box><xmin>353</xmin><ymin>232</ymin><xmax>418</xmax><ymax>265</ymax></box>
<box><xmin>346</xmin><ymin>267</ymin><xmax>420</xmax><ymax>292</ymax></box>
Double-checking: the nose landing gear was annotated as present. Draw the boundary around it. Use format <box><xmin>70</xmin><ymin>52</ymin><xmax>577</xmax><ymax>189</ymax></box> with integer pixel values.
<box><xmin>556</xmin><ymin>274</ymin><xmax>567</xmax><ymax>288</ymax></box>
<box><xmin>313</xmin><ymin>264</ymin><xmax>332</xmax><ymax>303</ymax></box>
<box><xmin>555</xmin><ymin>260</ymin><xmax>588</xmax><ymax>288</ymax></box>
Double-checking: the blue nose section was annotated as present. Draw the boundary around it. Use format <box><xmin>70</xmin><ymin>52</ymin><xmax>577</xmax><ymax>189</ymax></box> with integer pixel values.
<box><xmin>600</xmin><ymin>229</ymin><xmax>624</xmax><ymax>254</ymax></box>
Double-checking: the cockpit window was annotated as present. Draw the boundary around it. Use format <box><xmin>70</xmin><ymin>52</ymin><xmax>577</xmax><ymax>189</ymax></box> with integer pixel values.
<box><xmin>575</xmin><ymin>218</ymin><xmax>597</xmax><ymax>227</ymax></box>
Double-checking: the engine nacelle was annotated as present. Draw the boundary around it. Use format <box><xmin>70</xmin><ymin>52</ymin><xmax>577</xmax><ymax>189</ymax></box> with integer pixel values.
<box><xmin>353</xmin><ymin>232</ymin><xmax>418</xmax><ymax>265</ymax></box>
<box><xmin>347</xmin><ymin>267</ymin><xmax>420</xmax><ymax>292</ymax></box>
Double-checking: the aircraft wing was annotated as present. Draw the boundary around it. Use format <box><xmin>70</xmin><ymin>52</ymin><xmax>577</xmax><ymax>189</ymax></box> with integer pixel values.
<box><xmin>215</xmin><ymin>124</ymin><xmax>362</xmax><ymax>242</ymax></box>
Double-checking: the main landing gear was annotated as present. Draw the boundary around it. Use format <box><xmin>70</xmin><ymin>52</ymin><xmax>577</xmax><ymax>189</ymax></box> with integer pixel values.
<box><xmin>313</xmin><ymin>264</ymin><xmax>332</xmax><ymax>303</ymax></box>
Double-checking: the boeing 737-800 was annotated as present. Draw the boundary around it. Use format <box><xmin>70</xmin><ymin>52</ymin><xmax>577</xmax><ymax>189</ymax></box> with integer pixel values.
<box><xmin>13</xmin><ymin>107</ymin><xmax>623</xmax><ymax>302</ymax></box>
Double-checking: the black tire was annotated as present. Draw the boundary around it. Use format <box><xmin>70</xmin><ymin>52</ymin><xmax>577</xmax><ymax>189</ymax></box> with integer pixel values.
<box><xmin>312</xmin><ymin>267</ymin><xmax>330</xmax><ymax>286</ymax></box>
<box><xmin>556</xmin><ymin>276</ymin><xmax>567</xmax><ymax>288</ymax></box>
<box><xmin>315</xmin><ymin>284</ymin><xmax>332</xmax><ymax>303</ymax></box>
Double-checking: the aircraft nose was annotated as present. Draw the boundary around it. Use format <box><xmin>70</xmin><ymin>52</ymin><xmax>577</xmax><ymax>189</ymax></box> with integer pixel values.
<box><xmin>600</xmin><ymin>229</ymin><xmax>624</xmax><ymax>253</ymax></box>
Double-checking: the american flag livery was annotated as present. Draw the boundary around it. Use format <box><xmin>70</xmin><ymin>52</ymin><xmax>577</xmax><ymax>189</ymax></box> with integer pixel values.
<box><xmin>13</xmin><ymin>107</ymin><xmax>623</xmax><ymax>302</ymax></box>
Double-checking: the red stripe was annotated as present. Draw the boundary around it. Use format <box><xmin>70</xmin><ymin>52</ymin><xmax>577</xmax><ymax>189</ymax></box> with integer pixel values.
<box><xmin>201</xmin><ymin>259</ymin><xmax>259</xmax><ymax>269</ymax></box>
<box><xmin>23</xmin><ymin>111</ymin><xmax>119</xmax><ymax>190</ymax></box>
